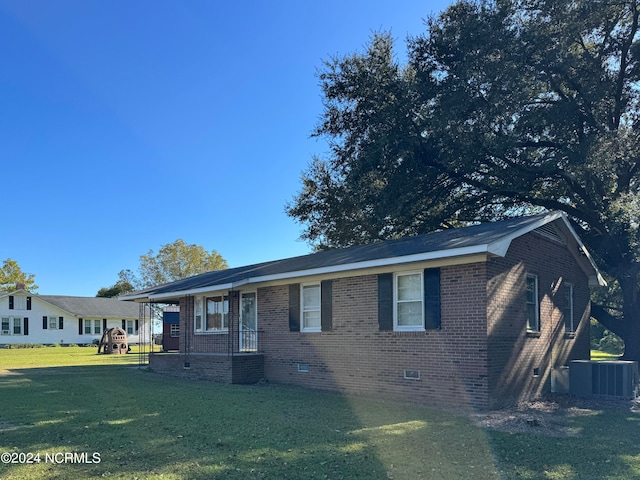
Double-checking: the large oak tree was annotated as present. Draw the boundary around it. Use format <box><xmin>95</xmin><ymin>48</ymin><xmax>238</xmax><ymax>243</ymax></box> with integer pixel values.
<box><xmin>287</xmin><ymin>0</ymin><xmax>640</xmax><ymax>359</ymax></box>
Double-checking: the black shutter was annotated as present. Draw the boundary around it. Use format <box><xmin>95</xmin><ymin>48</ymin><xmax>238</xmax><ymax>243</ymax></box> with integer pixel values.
<box><xmin>42</xmin><ymin>315</ymin><xmax>48</xmax><ymax>329</ymax></box>
<box><xmin>58</xmin><ymin>316</ymin><xmax>64</xmax><ymax>329</ymax></box>
<box><xmin>321</xmin><ymin>280</ymin><xmax>333</xmax><ymax>332</ymax></box>
<box><xmin>424</xmin><ymin>268</ymin><xmax>441</xmax><ymax>329</ymax></box>
<box><xmin>23</xmin><ymin>318</ymin><xmax>28</xmax><ymax>336</ymax></box>
<box><xmin>103</xmin><ymin>319</ymin><xmax>107</xmax><ymax>331</ymax></box>
<box><xmin>122</xmin><ymin>319</ymin><xmax>126</xmax><ymax>330</ymax></box>
<box><xmin>135</xmin><ymin>319</ymin><xmax>139</xmax><ymax>333</ymax></box>
<box><xmin>26</xmin><ymin>297</ymin><xmax>31</xmax><ymax>310</ymax></box>
<box><xmin>79</xmin><ymin>318</ymin><xmax>83</xmax><ymax>335</ymax></box>
<box><xmin>288</xmin><ymin>284</ymin><xmax>300</xmax><ymax>332</ymax></box>
<box><xmin>9</xmin><ymin>296</ymin><xmax>14</xmax><ymax>310</ymax></box>
<box><xmin>378</xmin><ymin>273</ymin><xmax>393</xmax><ymax>331</ymax></box>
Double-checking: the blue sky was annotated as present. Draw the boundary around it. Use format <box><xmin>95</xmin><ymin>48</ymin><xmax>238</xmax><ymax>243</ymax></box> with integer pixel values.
<box><xmin>1</xmin><ymin>0</ymin><xmax>453</xmax><ymax>296</ymax></box>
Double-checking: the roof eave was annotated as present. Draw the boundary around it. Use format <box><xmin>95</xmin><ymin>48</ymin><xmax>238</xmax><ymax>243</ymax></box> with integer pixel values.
<box><xmin>121</xmin><ymin>245</ymin><xmax>492</xmax><ymax>302</ymax></box>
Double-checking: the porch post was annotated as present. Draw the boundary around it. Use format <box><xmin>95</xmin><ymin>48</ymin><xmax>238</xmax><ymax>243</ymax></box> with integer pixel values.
<box><xmin>228</xmin><ymin>290</ymin><xmax>240</xmax><ymax>356</ymax></box>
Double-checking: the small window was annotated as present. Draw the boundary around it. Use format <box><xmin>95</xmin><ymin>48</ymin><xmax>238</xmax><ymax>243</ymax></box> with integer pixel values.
<box><xmin>13</xmin><ymin>317</ymin><xmax>21</xmax><ymax>335</ymax></box>
<box><xmin>301</xmin><ymin>284</ymin><xmax>321</xmax><ymax>332</ymax></box>
<box><xmin>194</xmin><ymin>297</ymin><xmax>204</xmax><ymax>332</ymax></box>
<box><xmin>564</xmin><ymin>283</ymin><xmax>574</xmax><ymax>332</ymax></box>
<box><xmin>49</xmin><ymin>316</ymin><xmax>58</xmax><ymax>330</ymax></box>
<box><xmin>14</xmin><ymin>296</ymin><xmax>26</xmax><ymax>310</ymax></box>
<box><xmin>94</xmin><ymin>320</ymin><xmax>101</xmax><ymax>335</ymax></box>
<box><xmin>84</xmin><ymin>321</ymin><xmax>92</xmax><ymax>334</ymax></box>
<box><xmin>126</xmin><ymin>320</ymin><xmax>138</xmax><ymax>335</ymax></box>
<box><xmin>526</xmin><ymin>275</ymin><xmax>540</xmax><ymax>332</ymax></box>
<box><xmin>395</xmin><ymin>272</ymin><xmax>424</xmax><ymax>331</ymax></box>
<box><xmin>206</xmin><ymin>296</ymin><xmax>229</xmax><ymax>332</ymax></box>
<box><xmin>170</xmin><ymin>323</ymin><xmax>180</xmax><ymax>338</ymax></box>
<box><xmin>1</xmin><ymin>317</ymin><xmax>9</xmax><ymax>334</ymax></box>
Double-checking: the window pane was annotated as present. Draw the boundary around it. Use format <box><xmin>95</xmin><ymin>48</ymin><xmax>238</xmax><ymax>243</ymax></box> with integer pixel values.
<box><xmin>206</xmin><ymin>296</ymin><xmax>226</xmax><ymax>331</ymax></box>
<box><xmin>13</xmin><ymin>318</ymin><xmax>21</xmax><ymax>334</ymax></box>
<box><xmin>94</xmin><ymin>320</ymin><xmax>101</xmax><ymax>334</ymax></box>
<box><xmin>303</xmin><ymin>310</ymin><xmax>321</xmax><ymax>329</ymax></box>
<box><xmin>241</xmin><ymin>293</ymin><xmax>257</xmax><ymax>329</ymax></box>
<box><xmin>302</xmin><ymin>285</ymin><xmax>320</xmax><ymax>309</ymax></box>
<box><xmin>13</xmin><ymin>296</ymin><xmax>26</xmax><ymax>310</ymax></box>
<box><xmin>526</xmin><ymin>277</ymin><xmax>536</xmax><ymax>303</ymax></box>
<box><xmin>398</xmin><ymin>301</ymin><xmax>423</xmax><ymax>326</ymax></box>
<box><xmin>398</xmin><ymin>274</ymin><xmax>421</xmax><ymax>301</ymax></box>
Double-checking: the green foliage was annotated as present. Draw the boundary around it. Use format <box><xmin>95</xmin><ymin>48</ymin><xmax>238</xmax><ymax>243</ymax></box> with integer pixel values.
<box><xmin>101</xmin><ymin>240</ymin><xmax>228</xmax><ymax>294</ymax></box>
<box><xmin>0</xmin><ymin>258</ymin><xmax>37</xmax><ymax>292</ymax></box>
<box><xmin>96</xmin><ymin>270</ymin><xmax>135</xmax><ymax>297</ymax></box>
<box><xmin>591</xmin><ymin>318</ymin><xmax>625</xmax><ymax>354</ymax></box>
<box><xmin>138</xmin><ymin>239</ymin><xmax>228</xmax><ymax>288</ymax></box>
<box><xmin>288</xmin><ymin>0</ymin><xmax>640</xmax><ymax>359</ymax></box>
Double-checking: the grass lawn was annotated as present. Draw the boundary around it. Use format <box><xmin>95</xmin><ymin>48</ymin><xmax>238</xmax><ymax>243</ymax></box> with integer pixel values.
<box><xmin>0</xmin><ymin>348</ymin><xmax>638</xmax><ymax>479</ymax></box>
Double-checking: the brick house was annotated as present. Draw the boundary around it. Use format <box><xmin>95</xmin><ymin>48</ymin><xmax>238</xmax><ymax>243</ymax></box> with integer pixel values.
<box><xmin>121</xmin><ymin>211</ymin><xmax>604</xmax><ymax>410</ymax></box>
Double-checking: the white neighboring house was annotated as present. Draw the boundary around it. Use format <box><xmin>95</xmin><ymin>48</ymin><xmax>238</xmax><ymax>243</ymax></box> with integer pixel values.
<box><xmin>0</xmin><ymin>289</ymin><xmax>148</xmax><ymax>345</ymax></box>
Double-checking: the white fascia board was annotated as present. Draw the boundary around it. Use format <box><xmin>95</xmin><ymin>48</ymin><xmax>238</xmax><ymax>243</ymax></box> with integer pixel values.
<box><xmin>147</xmin><ymin>283</ymin><xmax>235</xmax><ymax>301</ymax></box>
<box><xmin>235</xmin><ymin>244</ymin><xmax>492</xmax><ymax>286</ymax></box>
<box><xmin>555</xmin><ymin>214</ymin><xmax>607</xmax><ymax>287</ymax></box>
<box><xmin>486</xmin><ymin>210</ymin><xmax>564</xmax><ymax>257</ymax></box>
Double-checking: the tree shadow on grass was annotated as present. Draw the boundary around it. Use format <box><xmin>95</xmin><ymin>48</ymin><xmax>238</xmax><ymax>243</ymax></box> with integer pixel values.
<box><xmin>0</xmin><ymin>365</ymin><xmax>499</xmax><ymax>479</ymax></box>
<box><xmin>484</xmin><ymin>398</ymin><xmax>640</xmax><ymax>480</ymax></box>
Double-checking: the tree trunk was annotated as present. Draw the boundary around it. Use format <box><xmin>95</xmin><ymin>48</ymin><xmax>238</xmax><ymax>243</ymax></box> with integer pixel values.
<box><xmin>620</xmin><ymin>274</ymin><xmax>640</xmax><ymax>362</ymax></box>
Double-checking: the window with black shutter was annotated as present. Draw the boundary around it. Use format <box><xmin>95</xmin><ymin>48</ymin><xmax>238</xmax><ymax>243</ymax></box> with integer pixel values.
<box><xmin>423</xmin><ymin>268</ymin><xmax>441</xmax><ymax>330</ymax></box>
<box><xmin>288</xmin><ymin>284</ymin><xmax>300</xmax><ymax>332</ymax></box>
<box><xmin>321</xmin><ymin>280</ymin><xmax>333</xmax><ymax>332</ymax></box>
<box><xmin>378</xmin><ymin>273</ymin><xmax>393</xmax><ymax>331</ymax></box>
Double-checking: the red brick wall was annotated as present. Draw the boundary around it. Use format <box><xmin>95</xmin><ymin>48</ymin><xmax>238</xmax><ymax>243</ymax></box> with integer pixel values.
<box><xmin>260</xmin><ymin>266</ymin><xmax>490</xmax><ymax>410</ymax></box>
<box><xmin>486</xmin><ymin>232</ymin><xmax>591</xmax><ymax>408</ymax></box>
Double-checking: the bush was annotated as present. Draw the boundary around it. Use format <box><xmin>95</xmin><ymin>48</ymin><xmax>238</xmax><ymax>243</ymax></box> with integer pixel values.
<box><xmin>591</xmin><ymin>318</ymin><xmax>624</xmax><ymax>354</ymax></box>
<box><xmin>4</xmin><ymin>344</ymin><xmax>46</xmax><ymax>349</ymax></box>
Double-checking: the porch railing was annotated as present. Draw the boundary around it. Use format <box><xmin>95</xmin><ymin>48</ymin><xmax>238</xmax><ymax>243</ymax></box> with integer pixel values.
<box><xmin>157</xmin><ymin>328</ymin><xmax>264</xmax><ymax>356</ymax></box>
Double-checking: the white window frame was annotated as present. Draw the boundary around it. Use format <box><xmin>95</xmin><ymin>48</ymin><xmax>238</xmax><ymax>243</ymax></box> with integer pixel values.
<box><xmin>126</xmin><ymin>320</ymin><xmax>138</xmax><ymax>335</ymax></box>
<box><xmin>394</xmin><ymin>271</ymin><xmax>425</xmax><ymax>332</ymax></box>
<box><xmin>564</xmin><ymin>283</ymin><xmax>574</xmax><ymax>333</ymax></box>
<box><xmin>94</xmin><ymin>320</ymin><xmax>101</xmax><ymax>335</ymax></box>
<box><xmin>194</xmin><ymin>296</ymin><xmax>204</xmax><ymax>332</ymax></box>
<box><xmin>194</xmin><ymin>294</ymin><xmax>229</xmax><ymax>334</ymax></box>
<box><xmin>13</xmin><ymin>317</ymin><xmax>22</xmax><ymax>335</ymax></box>
<box><xmin>49</xmin><ymin>316</ymin><xmax>58</xmax><ymax>330</ymax></box>
<box><xmin>84</xmin><ymin>320</ymin><xmax>92</xmax><ymax>334</ymax></box>
<box><xmin>1</xmin><ymin>317</ymin><xmax>10</xmax><ymax>335</ymax></box>
<box><xmin>526</xmin><ymin>274</ymin><xmax>540</xmax><ymax>332</ymax></box>
<box><xmin>13</xmin><ymin>296</ymin><xmax>26</xmax><ymax>310</ymax></box>
<box><xmin>301</xmin><ymin>283</ymin><xmax>321</xmax><ymax>332</ymax></box>
<box><xmin>170</xmin><ymin>323</ymin><xmax>180</xmax><ymax>338</ymax></box>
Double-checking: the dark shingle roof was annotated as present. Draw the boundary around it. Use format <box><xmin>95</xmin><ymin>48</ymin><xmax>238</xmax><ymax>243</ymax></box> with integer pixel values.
<box><xmin>123</xmin><ymin>212</ymin><xmax>594</xmax><ymax>302</ymax></box>
<box><xmin>39</xmin><ymin>295</ymin><xmax>141</xmax><ymax>318</ymax></box>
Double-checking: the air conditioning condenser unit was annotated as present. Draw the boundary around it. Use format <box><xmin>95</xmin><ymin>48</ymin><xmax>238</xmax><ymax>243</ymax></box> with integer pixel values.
<box><xmin>570</xmin><ymin>360</ymin><xmax>639</xmax><ymax>399</ymax></box>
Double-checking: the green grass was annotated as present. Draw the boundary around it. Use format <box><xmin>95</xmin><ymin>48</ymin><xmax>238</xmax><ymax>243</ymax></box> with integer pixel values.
<box><xmin>591</xmin><ymin>349</ymin><xmax>623</xmax><ymax>361</ymax></box>
<box><xmin>0</xmin><ymin>348</ymin><xmax>639</xmax><ymax>479</ymax></box>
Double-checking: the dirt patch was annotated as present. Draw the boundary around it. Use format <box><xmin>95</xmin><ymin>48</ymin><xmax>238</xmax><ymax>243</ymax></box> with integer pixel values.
<box><xmin>472</xmin><ymin>394</ymin><xmax>639</xmax><ymax>437</ymax></box>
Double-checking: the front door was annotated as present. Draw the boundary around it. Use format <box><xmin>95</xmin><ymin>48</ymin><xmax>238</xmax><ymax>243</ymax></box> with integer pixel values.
<box><xmin>240</xmin><ymin>292</ymin><xmax>257</xmax><ymax>352</ymax></box>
